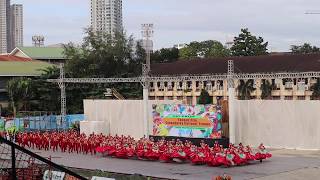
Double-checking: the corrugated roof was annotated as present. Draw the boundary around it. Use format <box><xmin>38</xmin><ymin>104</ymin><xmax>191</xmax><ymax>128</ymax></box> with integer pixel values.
<box><xmin>0</xmin><ymin>61</ymin><xmax>55</xmax><ymax>76</ymax></box>
<box><xmin>150</xmin><ymin>54</ymin><xmax>320</xmax><ymax>76</ymax></box>
<box><xmin>0</xmin><ymin>55</ymin><xmax>32</xmax><ymax>62</ymax></box>
<box><xmin>16</xmin><ymin>47</ymin><xmax>65</xmax><ymax>60</ymax></box>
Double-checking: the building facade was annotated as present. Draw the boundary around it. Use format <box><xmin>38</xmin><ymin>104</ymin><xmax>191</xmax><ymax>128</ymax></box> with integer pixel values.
<box><xmin>91</xmin><ymin>0</ymin><xmax>123</xmax><ymax>35</ymax></box>
<box><xmin>0</xmin><ymin>0</ymin><xmax>23</xmax><ymax>54</ymax></box>
<box><xmin>9</xmin><ymin>4</ymin><xmax>23</xmax><ymax>52</ymax></box>
<box><xmin>0</xmin><ymin>0</ymin><xmax>9</xmax><ymax>54</ymax></box>
<box><xmin>148</xmin><ymin>54</ymin><xmax>320</xmax><ymax>104</ymax></box>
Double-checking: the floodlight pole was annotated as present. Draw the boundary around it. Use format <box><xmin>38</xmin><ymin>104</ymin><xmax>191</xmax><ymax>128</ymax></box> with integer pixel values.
<box><xmin>141</xmin><ymin>24</ymin><xmax>154</xmax><ymax>137</ymax></box>
<box><xmin>227</xmin><ymin>60</ymin><xmax>236</xmax><ymax>144</ymax></box>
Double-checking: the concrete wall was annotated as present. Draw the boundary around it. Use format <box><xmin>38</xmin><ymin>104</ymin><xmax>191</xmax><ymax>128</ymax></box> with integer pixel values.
<box><xmin>235</xmin><ymin>100</ymin><xmax>320</xmax><ymax>150</ymax></box>
<box><xmin>81</xmin><ymin>99</ymin><xmax>181</xmax><ymax>139</ymax></box>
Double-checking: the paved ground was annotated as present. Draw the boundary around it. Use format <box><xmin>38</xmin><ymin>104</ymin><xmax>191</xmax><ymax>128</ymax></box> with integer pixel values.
<box><xmin>31</xmin><ymin>149</ymin><xmax>320</xmax><ymax>180</ymax></box>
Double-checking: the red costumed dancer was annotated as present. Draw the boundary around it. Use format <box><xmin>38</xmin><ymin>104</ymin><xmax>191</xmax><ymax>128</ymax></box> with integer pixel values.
<box><xmin>255</xmin><ymin>143</ymin><xmax>272</xmax><ymax>162</ymax></box>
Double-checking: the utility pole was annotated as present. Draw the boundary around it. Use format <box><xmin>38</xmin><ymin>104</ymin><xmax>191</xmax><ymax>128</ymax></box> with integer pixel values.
<box><xmin>141</xmin><ymin>24</ymin><xmax>154</xmax><ymax>137</ymax></box>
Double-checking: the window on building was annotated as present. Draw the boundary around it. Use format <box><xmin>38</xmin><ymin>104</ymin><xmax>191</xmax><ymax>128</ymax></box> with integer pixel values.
<box><xmin>297</xmin><ymin>96</ymin><xmax>305</xmax><ymax>100</ymax></box>
<box><xmin>284</xmin><ymin>96</ymin><xmax>293</xmax><ymax>100</ymax></box>
<box><xmin>272</xmin><ymin>96</ymin><xmax>281</xmax><ymax>100</ymax></box>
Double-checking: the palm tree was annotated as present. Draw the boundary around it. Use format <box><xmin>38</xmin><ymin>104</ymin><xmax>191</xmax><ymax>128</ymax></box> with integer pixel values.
<box><xmin>311</xmin><ymin>78</ymin><xmax>320</xmax><ymax>100</ymax></box>
<box><xmin>7</xmin><ymin>77</ymin><xmax>32</xmax><ymax>116</ymax></box>
<box><xmin>237</xmin><ymin>79</ymin><xmax>256</xmax><ymax>100</ymax></box>
<box><xmin>260</xmin><ymin>79</ymin><xmax>275</xmax><ymax>100</ymax></box>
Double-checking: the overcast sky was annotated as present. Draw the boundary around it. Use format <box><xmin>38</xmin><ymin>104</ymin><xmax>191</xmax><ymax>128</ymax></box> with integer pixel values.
<box><xmin>12</xmin><ymin>0</ymin><xmax>320</xmax><ymax>51</ymax></box>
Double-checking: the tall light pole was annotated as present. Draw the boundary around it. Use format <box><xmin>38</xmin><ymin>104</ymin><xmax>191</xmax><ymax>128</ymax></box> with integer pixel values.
<box><xmin>141</xmin><ymin>24</ymin><xmax>154</xmax><ymax>137</ymax></box>
<box><xmin>141</xmin><ymin>24</ymin><xmax>154</xmax><ymax>72</ymax></box>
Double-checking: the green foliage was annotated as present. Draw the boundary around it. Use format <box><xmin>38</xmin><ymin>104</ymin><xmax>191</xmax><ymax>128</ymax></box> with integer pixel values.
<box><xmin>5</xmin><ymin>30</ymin><xmax>144</xmax><ymax>114</ymax></box>
<box><xmin>231</xmin><ymin>28</ymin><xmax>268</xmax><ymax>56</ymax></box>
<box><xmin>260</xmin><ymin>79</ymin><xmax>275</xmax><ymax>100</ymax></box>
<box><xmin>237</xmin><ymin>79</ymin><xmax>256</xmax><ymax>100</ymax></box>
<box><xmin>179</xmin><ymin>40</ymin><xmax>230</xmax><ymax>59</ymax></box>
<box><xmin>291</xmin><ymin>43</ymin><xmax>320</xmax><ymax>54</ymax></box>
<box><xmin>151</xmin><ymin>47</ymin><xmax>179</xmax><ymax>63</ymax></box>
<box><xmin>62</xmin><ymin>29</ymin><xmax>144</xmax><ymax>113</ymax></box>
<box><xmin>7</xmin><ymin>77</ymin><xmax>33</xmax><ymax>116</ymax></box>
<box><xmin>197</xmin><ymin>89</ymin><xmax>213</xmax><ymax>104</ymax></box>
<box><xmin>311</xmin><ymin>78</ymin><xmax>320</xmax><ymax>100</ymax></box>
<box><xmin>30</xmin><ymin>66</ymin><xmax>61</xmax><ymax>113</ymax></box>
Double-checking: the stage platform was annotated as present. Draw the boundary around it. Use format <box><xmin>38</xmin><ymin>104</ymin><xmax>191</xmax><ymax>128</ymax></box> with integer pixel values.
<box><xmin>30</xmin><ymin>149</ymin><xmax>320</xmax><ymax>180</ymax></box>
<box><xmin>149</xmin><ymin>136</ymin><xmax>229</xmax><ymax>148</ymax></box>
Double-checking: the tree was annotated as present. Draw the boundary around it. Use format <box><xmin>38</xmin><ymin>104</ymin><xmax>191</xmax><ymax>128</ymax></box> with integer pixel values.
<box><xmin>151</xmin><ymin>47</ymin><xmax>179</xmax><ymax>63</ymax></box>
<box><xmin>61</xmin><ymin>29</ymin><xmax>144</xmax><ymax>113</ymax></box>
<box><xmin>311</xmin><ymin>78</ymin><xmax>320</xmax><ymax>100</ymax></box>
<box><xmin>260</xmin><ymin>79</ymin><xmax>275</xmax><ymax>100</ymax></box>
<box><xmin>7</xmin><ymin>77</ymin><xmax>32</xmax><ymax>116</ymax></box>
<box><xmin>291</xmin><ymin>43</ymin><xmax>320</xmax><ymax>54</ymax></box>
<box><xmin>237</xmin><ymin>79</ymin><xmax>256</xmax><ymax>100</ymax></box>
<box><xmin>30</xmin><ymin>66</ymin><xmax>61</xmax><ymax>113</ymax></box>
<box><xmin>198</xmin><ymin>89</ymin><xmax>213</xmax><ymax>104</ymax></box>
<box><xmin>231</xmin><ymin>28</ymin><xmax>268</xmax><ymax>56</ymax></box>
<box><xmin>179</xmin><ymin>40</ymin><xmax>230</xmax><ymax>59</ymax></box>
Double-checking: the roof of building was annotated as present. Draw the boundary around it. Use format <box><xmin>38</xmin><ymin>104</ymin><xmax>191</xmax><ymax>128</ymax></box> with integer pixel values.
<box><xmin>0</xmin><ymin>60</ymin><xmax>55</xmax><ymax>76</ymax></box>
<box><xmin>0</xmin><ymin>55</ymin><xmax>32</xmax><ymax>62</ymax></box>
<box><xmin>150</xmin><ymin>54</ymin><xmax>320</xmax><ymax>76</ymax></box>
<box><xmin>10</xmin><ymin>46</ymin><xmax>66</xmax><ymax>60</ymax></box>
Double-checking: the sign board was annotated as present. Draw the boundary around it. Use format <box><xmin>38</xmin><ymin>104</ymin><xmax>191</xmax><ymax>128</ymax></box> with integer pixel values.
<box><xmin>43</xmin><ymin>170</ymin><xmax>65</xmax><ymax>180</ymax></box>
<box><xmin>152</xmin><ymin>104</ymin><xmax>222</xmax><ymax>139</ymax></box>
<box><xmin>91</xmin><ymin>177</ymin><xmax>115</xmax><ymax>180</ymax></box>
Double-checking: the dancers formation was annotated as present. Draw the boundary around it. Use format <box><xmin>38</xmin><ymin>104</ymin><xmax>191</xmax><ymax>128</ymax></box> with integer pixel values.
<box><xmin>11</xmin><ymin>131</ymin><xmax>271</xmax><ymax>167</ymax></box>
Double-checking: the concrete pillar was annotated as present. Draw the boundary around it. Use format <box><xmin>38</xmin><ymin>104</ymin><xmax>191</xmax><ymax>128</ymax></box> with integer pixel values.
<box><xmin>256</xmin><ymin>79</ymin><xmax>262</xmax><ymax>99</ymax></box>
<box><xmin>192</xmin><ymin>81</ymin><xmax>197</xmax><ymax>105</ymax></box>
<box><xmin>280</xmin><ymin>79</ymin><xmax>285</xmax><ymax>100</ymax></box>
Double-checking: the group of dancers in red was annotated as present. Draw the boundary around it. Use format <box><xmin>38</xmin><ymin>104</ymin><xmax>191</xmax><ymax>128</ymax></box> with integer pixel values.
<box><xmin>9</xmin><ymin>131</ymin><xmax>271</xmax><ymax>167</ymax></box>
<box><xmin>14</xmin><ymin>131</ymin><xmax>101</xmax><ymax>155</ymax></box>
<box><xmin>96</xmin><ymin>135</ymin><xmax>272</xmax><ymax>167</ymax></box>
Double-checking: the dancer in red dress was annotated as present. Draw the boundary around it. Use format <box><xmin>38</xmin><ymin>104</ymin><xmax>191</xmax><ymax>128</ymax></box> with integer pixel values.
<box><xmin>255</xmin><ymin>143</ymin><xmax>272</xmax><ymax>162</ymax></box>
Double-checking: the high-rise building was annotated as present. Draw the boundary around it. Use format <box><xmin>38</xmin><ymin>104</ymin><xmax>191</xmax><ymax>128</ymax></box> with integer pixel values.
<box><xmin>91</xmin><ymin>0</ymin><xmax>123</xmax><ymax>35</ymax></box>
<box><xmin>0</xmin><ymin>0</ymin><xmax>9</xmax><ymax>54</ymax></box>
<box><xmin>9</xmin><ymin>4</ymin><xmax>23</xmax><ymax>51</ymax></box>
<box><xmin>0</xmin><ymin>0</ymin><xmax>23</xmax><ymax>54</ymax></box>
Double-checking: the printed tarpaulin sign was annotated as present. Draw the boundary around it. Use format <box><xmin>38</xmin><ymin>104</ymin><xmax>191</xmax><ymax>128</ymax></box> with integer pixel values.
<box><xmin>152</xmin><ymin>104</ymin><xmax>222</xmax><ymax>139</ymax></box>
<box><xmin>43</xmin><ymin>170</ymin><xmax>65</xmax><ymax>180</ymax></box>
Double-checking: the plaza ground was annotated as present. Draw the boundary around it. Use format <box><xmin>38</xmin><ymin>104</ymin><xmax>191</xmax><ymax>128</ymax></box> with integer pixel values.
<box><xmin>30</xmin><ymin>148</ymin><xmax>320</xmax><ymax>180</ymax></box>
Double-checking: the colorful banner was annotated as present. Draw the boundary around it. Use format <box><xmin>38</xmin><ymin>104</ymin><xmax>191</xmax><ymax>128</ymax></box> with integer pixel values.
<box><xmin>152</xmin><ymin>104</ymin><xmax>222</xmax><ymax>139</ymax></box>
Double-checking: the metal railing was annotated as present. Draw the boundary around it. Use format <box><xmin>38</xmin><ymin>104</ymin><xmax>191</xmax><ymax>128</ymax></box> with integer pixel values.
<box><xmin>0</xmin><ymin>136</ymin><xmax>87</xmax><ymax>180</ymax></box>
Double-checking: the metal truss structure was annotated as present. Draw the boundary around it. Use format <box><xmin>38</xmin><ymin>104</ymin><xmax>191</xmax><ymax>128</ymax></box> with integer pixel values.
<box><xmin>57</xmin><ymin>64</ymin><xmax>66</xmax><ymax>127</ymax></box>
<box><xmin>48</xmin><ymin>71</ymin><xmax>320</xmax><ymax>84</ymax></box>
<box><xmin>48</xmin><ymin>60</ymin><xmax>320</xmax><ymax>132</ymax></box>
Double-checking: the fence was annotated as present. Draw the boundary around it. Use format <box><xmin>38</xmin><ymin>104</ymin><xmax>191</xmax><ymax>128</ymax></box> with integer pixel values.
<box><xmin>0</xmin><ymin>136</ymin><xmax>87</xmax><ymax>180</ymax></box>
<box><xmin>0</xmin><ymin>114</ymin><xmax>84</xmax><ymax>132</ymax></box>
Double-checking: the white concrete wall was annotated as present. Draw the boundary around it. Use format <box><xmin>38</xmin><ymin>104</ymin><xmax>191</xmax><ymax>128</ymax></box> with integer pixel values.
<box><xmin>81</xmin><ymin>99</ymin><xmax>181</xmax><ymax>139</ymax></box>
<box><xmin>235</xmin><ymin>100</ymin><xmax>320</xmax><ymax>150</ymax></box>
